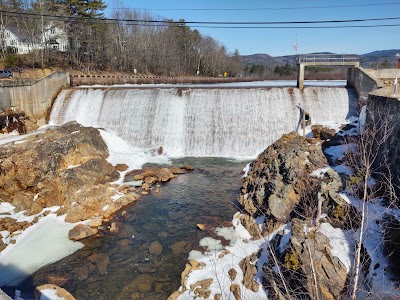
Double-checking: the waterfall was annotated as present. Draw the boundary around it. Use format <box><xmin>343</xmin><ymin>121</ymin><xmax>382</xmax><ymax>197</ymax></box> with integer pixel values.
<box><xmin>50</xmin><ymin>87</ymin><xmax>357</xmax><ymax>157</ymax></box>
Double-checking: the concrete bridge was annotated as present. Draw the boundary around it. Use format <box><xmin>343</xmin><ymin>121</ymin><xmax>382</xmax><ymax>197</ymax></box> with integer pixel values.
<box><xmin>297</xmin><ymin>54</ymin><xmax>360</xmax><ymax>89</ymax></box>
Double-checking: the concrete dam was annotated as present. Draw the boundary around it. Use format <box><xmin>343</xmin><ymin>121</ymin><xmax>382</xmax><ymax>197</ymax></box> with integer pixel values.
<box><xmin>50</xmin><ymin>86</ymin><xmax>357</xmax><ymax>157</ymax></box>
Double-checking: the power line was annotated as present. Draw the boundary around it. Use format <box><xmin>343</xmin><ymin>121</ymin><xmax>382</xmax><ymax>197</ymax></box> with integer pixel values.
<box><xmin>106</xmin><ymin>1</ymin><xmax>400</xmax><ymax>11</ymax></box>
<box><xmin>1</xmin><ymin>9</ymin><xmax>400</xmax><ymax>25</ymax></box>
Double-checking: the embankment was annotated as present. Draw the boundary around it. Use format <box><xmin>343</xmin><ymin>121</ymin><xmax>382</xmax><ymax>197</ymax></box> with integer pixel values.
<box><xmin>0</xmin><ymin>72</ymin><xmax>69</xmax><ymax>124</ymax></box>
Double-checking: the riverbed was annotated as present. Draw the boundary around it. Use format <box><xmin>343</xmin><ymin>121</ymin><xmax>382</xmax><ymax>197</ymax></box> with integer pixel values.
<box><xmin>10</xmin><ymin>158</ymin><xmax>247</xmax><ymax>300</ymax></box>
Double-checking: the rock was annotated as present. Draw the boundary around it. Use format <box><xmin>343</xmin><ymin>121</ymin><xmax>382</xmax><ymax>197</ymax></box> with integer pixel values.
<box><xmin>110</xmin><ymin>222</ymin><xmax>119</xmax><ymax>233</ymax></box>
<box><xmin>149</xmin><ymin>241</ymin><xmax>163</xmax><ymax>256</ymax></box>
<box><xmin>35</xmin><ymin>284</ymin><xmax>76</xmax><ymax>300</ymax></box>
<box><xmin>142</xmin><ymin>183</ymin><xmax>151</xmax><ymax>191</ymax></box>
<box><xmin>228</xmin><ymin>268</ymin><xmax>237</xmax><ymax>281</ymax></box>
<box><xmin>214</xmin><ymin>294</ymin><xmax>222</xmax><ymax>300</ymax></box>
<box><xmin>189</xmin><ymin>278</ymin><xmax>213</xmax><ymax>298</ymax></box>
<box><xmin>289</xmin><ymin>219</ymin><xmax>349</xmax><ymax>300</ymax></box>
<box><xmin>311</xmin><ymin>125</ymin><xmax>337</xmax><ymax>140</ymax></box>
<box><xmin>115</xmin><ymin>164</ymin><xmax>129</xmax><ymax>172</ymax></box>
<box><xmin>182</xmin><ymin>165</ymin><xmax>195</xmax><ymax>171</ymax></box>
<box><xmin>68</xmin><ymin>224</ymin><xmax>98</xmax><ymax>241</ymax></box>
<box><xmin>88</xmin><ymin>217</ymin><xmax>103</xmax><ymax>227</ymax></box>
<box><xmin>167</xmin><ymin>291</ymin><xmax>181</xmax><ymax>300</ymax></box>
<box><xmin>197</xmin><ymin>224</ymin><xmax>206</xmax><ymax>230</ymax></box>
<box><xmin>168</xmin><ymin>166</ymin><xmax>186</xmax><ymax>174</ymax></box>
<box><xmin>0</xmin><ymin>288</ymin><xmax>12</xmax><ymax>300</ymax></box>
<box><xmin>120</xmin><ymin>274</ymin><xmax>154</xmax><ymax>298</ymax></box>
<box><xmin>171</xmin><ymin>241</ymin><xmax>190</xmax><ymax>256</ymax></box>
<box><xmin>42</xmin><ymin>275</ymin><xmax>69</xmax><ymax>286</ymax></box>
<box><xmin>0</xmin><ymin>240</ymin><xmax>5</xmax><ymax>252</ymax></box>
<box><xmin>239</xmin><ymin>255</ymin><xmax>259</xmax><ymax>292</ymax></box>
<box><xmin>239</xmin><ymin>132</ymin><xmax>331</xmax><ymax>233</ymax></box>
<box><xmin>230</xmin><ymin>284</ymin><xmax>241</xmax><ymax>300</ymax></box>
<box><xmin>0</xmin><ymin>121</ymin><xmax>121</xmax><ymax>230</ymax></box>
<box><xmin>144</xmin><ymin>176</ymin><xmax>157</xmax><ymax>184</ymax></box>
<box><xmin>87</xmin><ymin>253</ymin><xmax>110</xmax><ymax>275</ymax></box>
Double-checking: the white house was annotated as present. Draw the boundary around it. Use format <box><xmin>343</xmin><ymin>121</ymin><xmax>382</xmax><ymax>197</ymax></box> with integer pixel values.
<box><xmin>0</xmin><ymin>23</ymin><xmax>68</xmax><ymax>54</ymax></box>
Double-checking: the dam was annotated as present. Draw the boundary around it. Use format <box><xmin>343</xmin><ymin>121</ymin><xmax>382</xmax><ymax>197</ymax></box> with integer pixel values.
<box><xmin>50</xmin><ymin>84</ymin><xmax>357</xmax><ymax>157</ymax></box>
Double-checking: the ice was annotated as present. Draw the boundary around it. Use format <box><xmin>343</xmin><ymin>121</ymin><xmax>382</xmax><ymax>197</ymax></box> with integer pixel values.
<box><xmin>242</xmin><ymin>163</ymin><xmax>251</xmax><ymax>178</ymax></box>
<box><xmin>310</xmin><ymin>167</ymin><xmax>331</xmax><ymax>178</ymax></box>
<box><xmin>0</xmin><ymin>214</ymin><xmax>83</xmax><ymax>286</ymax></box>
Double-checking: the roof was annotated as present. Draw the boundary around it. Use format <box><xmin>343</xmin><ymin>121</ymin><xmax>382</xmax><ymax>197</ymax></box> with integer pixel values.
<box><xmin>3</xmin><ymin>25</ymin><xmax>37</xmax><ymax>43</ymax></box>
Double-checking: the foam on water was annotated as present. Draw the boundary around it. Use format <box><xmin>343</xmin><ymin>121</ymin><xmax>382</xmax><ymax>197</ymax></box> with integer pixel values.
<box><xmin>50</xmin><ymin>87</ymin><xmax>356</xmax><ymax>157</ymax></box>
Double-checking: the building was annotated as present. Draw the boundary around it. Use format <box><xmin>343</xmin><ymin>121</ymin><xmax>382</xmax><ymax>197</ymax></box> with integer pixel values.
<box><xmin>0</xmin><ymin>23</ymin><xmax>68</xmax><ymax>55</ymax></box>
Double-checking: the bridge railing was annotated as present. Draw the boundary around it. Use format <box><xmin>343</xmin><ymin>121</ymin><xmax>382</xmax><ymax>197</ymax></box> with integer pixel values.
<box><xmin>298</xmin><ymin>54</ymin><xmax>360</xmax><ymax>64</ymax></box>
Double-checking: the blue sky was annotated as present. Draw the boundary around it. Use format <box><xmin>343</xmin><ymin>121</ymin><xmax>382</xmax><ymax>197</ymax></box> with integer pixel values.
<box><xmin>104</xmin><ymin>0</ymin><xmax>400</xmax><ymax>56</ymax></box>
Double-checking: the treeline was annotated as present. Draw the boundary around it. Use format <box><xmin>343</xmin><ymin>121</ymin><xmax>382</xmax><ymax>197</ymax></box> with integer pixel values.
<box><xmin>0</xmin><ymin>0</ymin><xmax>243</xmax><ymax>76</ymax></box>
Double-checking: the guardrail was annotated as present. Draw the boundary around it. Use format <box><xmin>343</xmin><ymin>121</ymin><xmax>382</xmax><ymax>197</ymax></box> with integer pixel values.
<box><xmin>298</xmin><ymin>54</ymin><xmax>360</xmax><ymax>64</ymax></box>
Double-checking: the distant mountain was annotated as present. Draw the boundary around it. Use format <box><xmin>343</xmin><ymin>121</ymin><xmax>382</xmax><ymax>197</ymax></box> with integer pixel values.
<box><xmin>241</xmin><ymin>50</ymin><xmax>400</xmax><ymax>68</ymax></box>
<box><xmin>360</xmin><ymin>49</ymin><xmax>400</xmax><ymax>68</ymax></box>
<box><xmin>240</xmin><ymin>54</ymin><xmax>279</xmax><ymax>67</ymax></box>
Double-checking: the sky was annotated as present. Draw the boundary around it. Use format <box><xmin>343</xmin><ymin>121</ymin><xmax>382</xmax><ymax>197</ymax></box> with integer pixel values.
<box><xmin>103</xmin><ymin>0</ymin><xmax>400</xmax><ymax>56</ymax></box>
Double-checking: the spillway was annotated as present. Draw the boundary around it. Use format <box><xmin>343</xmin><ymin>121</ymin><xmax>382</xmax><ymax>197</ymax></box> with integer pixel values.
<box><xmin>50</xmin><ymin>87</ymin><xmax>357</xmax><ymax>157</ymax></box>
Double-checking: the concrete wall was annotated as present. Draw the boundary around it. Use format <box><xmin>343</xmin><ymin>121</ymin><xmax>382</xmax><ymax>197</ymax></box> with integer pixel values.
<box><xmin>367</xmin><ymin>92</ymin><xmax>400</xmax><ymax>195</ymax></box>
<box><xmin>371</xmin><ymin>69</ymin><xmax>400</xmax><ymax>78</ymax></box>
<box><xmin>347</xmin><ymin>67</ymin><xmax>383</xmax><ymax>101</ymax></box>
<box><xmin>0</xmin><ymin>72</ymin><xmax>70</xmax><ymax>124</ymax></box>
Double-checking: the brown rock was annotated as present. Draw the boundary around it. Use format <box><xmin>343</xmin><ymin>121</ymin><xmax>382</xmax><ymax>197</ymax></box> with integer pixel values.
<box><xmin>311</xmin><ymin>125</ymin><xmax>336</xmax><ymax>140</ymax></box>
<box><xmin>36</xmin><ymin>284</ymin><xmax>76</xmax><ymax>300</ymax></box>
<box><xmin>149</xmin><ymin>241</ymin><xmax>163</xmax><ymax>256</ymax></box>
<box><xmin>182</xmin><ymin>165</ymin><xmax>195</xmax><ymax>171</ymax></box>
<box><xmin>171</xmin><ymin>241</ymin><xmax>190</xmax><ymax>256</ymax></box>
<box><xmin>115</xmin><ymin>164</ymin><xmax>129</xmax><ymax>172</ymax></box>
<box><xmin>228</xmin><ymin>268</ymin><xmax>237</xmax><ymax>281</ymax></box>
<box><xmin>87</xmin><ymin>253</ymin><xmax>110</xmax><ymax>275</ymax></box>
<box><xmin>68</xmin><ymin>224</ymin><xmax>98</xmax><ymax>241</ymax></box>
<box><xmin>189</xmin><ymin>278</ymin><xmax>213</xmax><ymax>298</ymax></box>
<box><xmin>239</xmin><ymin>256</ymin><xmax>259</xmax><ymax>292</ymax></box>
<box><xmin>142</xmin><ymin>183</ymin><xmax>151</xmax><ymax>192</ymax></box>
<box><xmin>230</xmin><ymin>284</ymin><xmax>241</xmax><ymax>300</ymax></box>
<box><xmin>144</xmin><ymin>176</ymin><xmax>156</xmax><ymax>185</ymax></box>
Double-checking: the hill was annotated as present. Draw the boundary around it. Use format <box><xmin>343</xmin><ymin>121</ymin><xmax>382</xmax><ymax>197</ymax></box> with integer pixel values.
<box><xmin>241</xmin><ymin>49</ymin><xmax>400</xmax><ymax>69</ymax></box>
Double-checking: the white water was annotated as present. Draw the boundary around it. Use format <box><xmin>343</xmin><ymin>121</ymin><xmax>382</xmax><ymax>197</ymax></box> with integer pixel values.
<box><xmin>50</xmin><ymin>87</ymin><xmax>356</xmax><ymax>157</ymax></box>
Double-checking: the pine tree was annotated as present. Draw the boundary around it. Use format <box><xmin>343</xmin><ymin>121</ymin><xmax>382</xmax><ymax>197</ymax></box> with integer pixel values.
<box><xmin>56</xmin><ymin>0</ymin><xmax>107</xmax><ymax>18</ymax></box>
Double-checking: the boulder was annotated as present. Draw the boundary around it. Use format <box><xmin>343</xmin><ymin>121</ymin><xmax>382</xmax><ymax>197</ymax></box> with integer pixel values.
<box><xmin>35</xmin><ymin>284</ymin><xmax>76</xmax><ymax>300</ymax></box>
<box><xmin>311</xmin><ymin>125</ymin><xmax>337</xmax><ymax>140</ymax></box>
<box><xmin>239</xmin><ymin>132</ymin><xmax>329</xmax><ymax>233</ymax></box>
<box><xmin>68</xmin><ymin>224</ymin><xmax>98</xmax><ymax>241</ymax></box>
<box><xmin>290</xmin><ymin>219</ymin><xmax>349</xmax><ymax>300</ymax></box>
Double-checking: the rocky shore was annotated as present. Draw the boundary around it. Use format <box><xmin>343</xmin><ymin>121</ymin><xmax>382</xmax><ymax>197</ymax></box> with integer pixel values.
<box><xmin>170</xmin><ymin>119</ymin><xmax>400</xmax><ymax>300</ymax></box>
<box><xmin>0</xmin><ymin>121</ymin><xmax>192</xmax><ymax>294</ymax></box>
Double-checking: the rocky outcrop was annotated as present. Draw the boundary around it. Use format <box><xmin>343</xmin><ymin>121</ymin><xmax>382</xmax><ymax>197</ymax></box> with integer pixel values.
<box><xmin>239</xmin><ymin>132</ymin><xmax>346</xmax><ymax>235</ymax></box>
<box><xmin>239</xmin><ymin>131</ymin><xmax>355</xmax><ymax>299</ymax></box>
<box><xmin>0</xmin><ymin>121</ymin><xmax>190</xmax><ymax>241</ymax></box>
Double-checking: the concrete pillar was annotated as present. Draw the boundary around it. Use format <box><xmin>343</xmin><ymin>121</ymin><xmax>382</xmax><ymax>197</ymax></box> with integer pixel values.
<box><xmin>297</xmin><ymin>63</ymin><xmax>305</xmax><ymax>89</ymax></box>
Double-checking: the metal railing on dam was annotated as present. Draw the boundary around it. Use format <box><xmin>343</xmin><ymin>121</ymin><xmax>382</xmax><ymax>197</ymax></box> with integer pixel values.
<box><xmin>297</xmin><ymin>54</ymin><xmax>360</xmax><ymax>89</ymax></box>
<box><xmin>298</xmin><ymin>54</ymin><xmax>360</xmax><ymax>64</ymax></box>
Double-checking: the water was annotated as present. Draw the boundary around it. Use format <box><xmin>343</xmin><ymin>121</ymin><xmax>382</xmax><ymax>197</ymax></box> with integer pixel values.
<box><xmin>14</xmin><ymin>158</ymin><xmax>246</xmax><ymax>300</ymax></box>
<box><xmin>50</xmin><ymin>86</ymin><xmax>357</xmax><ymax>157</ymax></box>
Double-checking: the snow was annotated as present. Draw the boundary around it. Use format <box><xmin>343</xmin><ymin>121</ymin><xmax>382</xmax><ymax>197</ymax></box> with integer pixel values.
<box><xmin>318</xmin><ymin>223</ymin><xmax>353</xmax><ymax>271</ymax></box>
<box><xmin>310</xmin><ymin>167</ymin><xmax>331</xmax><ymax>178</ymax></box>
<box><xmin>0</xmin><ymin>214</ymin><xmax>83</xmax><ymax>286</ymax></box>
<box><xmin>177</xmin><ymin>213</ymin><xmax>287</xmax><ymax>300</ymax></box>
<box><xmin>242</xmin><ymin>163</ymin><xmax>251</xmax><ymax>178</ymax></box>
<box><xmin>39</xmin><ymin>288</ymin><xmax>66</xmax><ymax>300</ymax></box>
<box><xmin>99</xmin><ymin>128</ymin><xmax>170</xmax><ymax>185</ymax></box>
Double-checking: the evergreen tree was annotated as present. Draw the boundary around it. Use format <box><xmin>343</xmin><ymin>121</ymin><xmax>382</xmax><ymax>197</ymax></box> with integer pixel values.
<box><xmin>56</xmin><ymin>0</ymin><xmax>106</xmax><ymax>18</ymax></box>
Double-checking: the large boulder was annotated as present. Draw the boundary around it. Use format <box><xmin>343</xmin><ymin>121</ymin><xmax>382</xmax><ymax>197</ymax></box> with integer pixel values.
<box><xmin>0</xmin><ymin>122</ymin><xmax>122</xmax><ymax>236</ymax></box>
<box><xmin>239</xmin><ymin>132</ymin><xmax>329</xmax><ymax>233</ymax></box>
